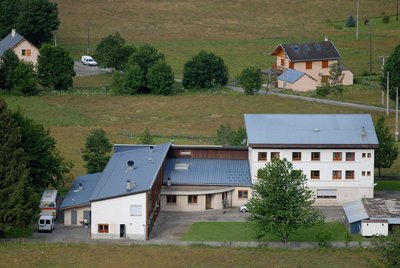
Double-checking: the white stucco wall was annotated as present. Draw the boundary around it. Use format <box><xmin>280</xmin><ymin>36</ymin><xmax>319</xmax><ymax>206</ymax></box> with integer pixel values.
<box><xmin>161</xmin><ymin>195</ymin><xmax>206</xmax><ymax>212</ymax></box>
<box><xmin>361</xmin><ymin>221</ymin><xmax>388</xmax><ymax>236</ymax></box>
<box><xmin>91</xmin><ymin>193</ymin><xmax>147</xmax><ymax>240</ymax></box>
<box><xmin>249</xmin><ymin>148</ymin><xmax>374</xmax><ymax>205</ymax></box>
<box><xmin>63</xmin><ymin>205</ymin><xmax>91</xmax><ymax>226</ymax></box>
<box><xmin>278</xmin><ymin>75</ymin><xmax>318</xmax><ymax>92</ymax></box>
<box><xmin>13</xmin><ymin>40</ymin><xmax>39</xmax><ymax>65</ymax></box>
<box><xmin>232</xmin><ymin>187</ymin><xmax>253</xmax><ymax>207</ymax></box>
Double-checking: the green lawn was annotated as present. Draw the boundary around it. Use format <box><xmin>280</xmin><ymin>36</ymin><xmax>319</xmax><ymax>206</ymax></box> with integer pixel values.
<box><xmin>375</xmin><ymin>180</ymin><xmax>400</xmax><ymax>191</ymax></box>
<box><xmin>182</xmin><ymin>222</ymin><xmax>363</xmax><ymax>242</ymax></box>
<box><xmin>4</xmin><ymin>226</ymin><xmax>33</xmax><ymax>238</ymax></box>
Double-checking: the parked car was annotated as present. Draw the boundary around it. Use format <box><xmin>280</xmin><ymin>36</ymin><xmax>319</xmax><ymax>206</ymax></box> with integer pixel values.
<box><xmin>81</xmin><ymin>55</ymin><xmax>97</xmax><ymax>66</ymax></box>
<box><xmin>239</xmin><ymin>204</ymin><xmax>248</xmax><ymax>212</ymax></box>
<box><xmin>38</xmin><ymin>215</ymin><xmax>55</xmax><ymax>232</ymax></box>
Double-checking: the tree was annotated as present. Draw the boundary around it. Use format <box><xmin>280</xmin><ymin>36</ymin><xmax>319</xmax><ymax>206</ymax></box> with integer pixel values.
<box><xmin>37</xmin><ymin>44</ymin><xmax>75</xmax><ymax>90</ymax></box>
<box><xmin>15</xmin><ymin>0</ymin><xmax>60</xmax><ymax>47</ymax></box>
<box><xmin>8</xmin><ymin>61</ymin><xmax>38</xmax><ymax>95</ymax></box>
<box><xmin>374</xmin><ymin>116</ymin><xmax>398</xmax><ymax>178</ymax></box>
<box><xmin>182</xmin><ymin>50</ymin><xmax>229</xmax><ymax>90</ymax></box>
<box><xmin>82</xmin><ymin>129</ymin><xmax>112</xmax><ymax>174</ymax></box>
<box><xmin>140</xmin><ymin>127</ymin><xmax>154</xmax><ymax>144</ymax></box>
<box><xmin>12</xmin><ymin>110</ymin><xmax>71</xmax><ymax>189</ymax></box>
<box><xmin>381</xmin><ymin>44</ymin><xmax>400</xmax><ymax>101</ymax></box>
<box><xmin>95</xmin><ymin>33</ymin><xmax>135</xmax><ymax>70</ymax></box>
<box><xmin>0</xmin><ymin>98</ymin><xmax>37</xmax><ymax>235</ymax></box>
<box><xmin>215</xmin><ymin>123</ymin><xmax>246</xmax><ymax>146</ymax></box>
<box><xmin>247</xmin><ymin>159</ymin><xmax>324</xmax><ymax>243</ymax></box>
<box><xmin>147</xmin><ymin>61</ymin><xmax>175</xmax><ymax>95</ymax></box>
<box><xmin>0</xmin><ymin>0</ymin><xmax>18</xmax><ymax>38</ymax></box>
<box><xmin>372</xmin><ymin>227</ymin><xmax>400</xmax><ymax>268</ymax></box>
<box><xmin>237</xmin><ymin>66</ymin><xmax>262</xmax><ymax>95</ymax></box>
<box><xmin>0</xmin><ymin>49</ymin><xmax>19</xmax><ymax>90</ymax></box>
<box><xmin>346</xmin><ymin>15</ymin><xmax>356</xmax><ymax>27</ymax></box>
<box><xmin>120</xmin><ymin>65</ymin><xmax>143</xmax><ymax>95</ymax></box>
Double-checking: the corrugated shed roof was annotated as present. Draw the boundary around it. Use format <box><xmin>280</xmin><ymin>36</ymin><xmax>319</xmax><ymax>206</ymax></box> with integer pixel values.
<box><xmin>343</xmin><ymin>199</ymin><xmax>369</xmax><ymax>223</ymax></box>
<box><xmin>164</xmin><ymin>158</ymin><xmax>252</xmax><ymax>186</ymax></box>
<box><xmin>277</xmin><ymin>69</ymin><xmax>305</xmax><ymax>83</ymax></box>
<box><xmin>271</xmin><ymin>41</ymin><xmax>341</xmax><ymax>62</ymax></box>
<box><xmin>0</xmin><ymin>32</ymin><xmax>24</xmax><ymax>56</ymax></box>
<box><xmin>60</xmin><ymin>173</ymin><xmax>101</xmax><ymax>209</ymax></box>
<box><xmin>363</xmin><ymin>198</ymin><xmax>400</xmax><ymax>218</ymax></box>
<box><xmin>90</xmin><ymin>142</ymin><xmax>171</xmax><ymax>201</ymax></box>
<box><xmin>244</xmin><ymin>114</ymin><xmax>379</xmax><ymax>147</ymax></box>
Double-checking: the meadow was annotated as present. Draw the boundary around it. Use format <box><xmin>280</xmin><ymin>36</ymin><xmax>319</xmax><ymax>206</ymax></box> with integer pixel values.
<box><xmin>0</xmin><ymin>242</ymin><xmax>381</xmax><ymax>268</ymax></box>
<box><xmin>55</xmin><ymin>0</ymin><xmax>400</xmax><ymax>77</ymax></box>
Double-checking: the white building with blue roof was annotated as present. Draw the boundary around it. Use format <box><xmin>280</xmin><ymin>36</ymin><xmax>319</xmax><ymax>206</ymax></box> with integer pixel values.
<box><xmin>244</xmin><ymin>114</ymin><xmax>378</xmax><ymax>205</ymax></box>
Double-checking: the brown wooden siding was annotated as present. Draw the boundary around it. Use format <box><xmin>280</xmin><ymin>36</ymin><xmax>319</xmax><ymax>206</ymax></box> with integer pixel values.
<box><xmin>168</xmin><ymin>147</ymin><xmax>248</xmax><ymax>160</ymax></box>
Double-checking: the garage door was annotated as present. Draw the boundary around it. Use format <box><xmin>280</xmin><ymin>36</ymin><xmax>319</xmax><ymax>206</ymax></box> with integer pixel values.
<box><xmin>71</xmin><ymin>210</ymin><xmax>77</xmax><ymax>225</ymax></box>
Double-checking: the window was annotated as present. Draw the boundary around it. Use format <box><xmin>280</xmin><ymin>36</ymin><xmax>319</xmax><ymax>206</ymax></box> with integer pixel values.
<box><xmin>130</xmin><ymin>205</ymin><xmax>142</xmax><ymax>216</ymax></box>
<box><xmin>311</xmin><ymin>170</ymin><xmax>320</xmax><ymax>179</ymax></box>
<box><xmin>345</xmin><ymin>170</ymin><xmax>355</xmax><ymax>179</ymax></box>
<box><xmin>362</xmin><ymin>171</ymin><xmax>366</xmax><ymax>176</ymax></box>
<box><xmin>238</xmin><ymin>190</ymin><xmax>248</xmax><ymax>199</ymax></box>
<box><xmin>188</xmin><ymin>195</ymin><xmax>198</xmax><ymax>204</ymax></box>
<box><xmin>367</xmin><ymin>153</ymin><xmax>372</xmax><ymax>158</ymax></box>
<box><xmin>46</xmin><ymin>220</ymin><xmax>50</xmax><ymax>224</ymax></box>
<box><xmin>292</xmin><ymin>152</ymin><xmax>301</xmax><ymax>161</ymax></box>
<box><xmin>317</xmin><ymin>189</ymin><xmax>337</xmax><ymax>199</ymax></box>
<box><xmin>271</xmin><ymin>152</ymin><xmax>280</xmax><ymax>160</ymax></box>
<box><xmin>311</xmin><ymin>152</ymin><xmax>320</xmax><ymax>161</ymax></box>
<box><xmin>332</xmin><ymin>170</ymin><xmax>342</xmax><ymax>180</ymax></box>
<box><xmin>258</xmin><ymin>152</ymin><xmax>267</xmax><ymax>161</ymax></box>
<box><xmin>367</xmin><ymin>171</ymin><xmax>371</xmax><ymax>176</ymax></box>
<box><xmin>98</xmin><ymin>224</ymin><xmax>109</xmax><ymax>233</ymax></box>
<box><xmin>22</xmin><ymin>49</ymin><xmax>26</xmax><ymax>56</ymax></box>
<box><xmin>289</xmin><ymin>61</ymin><xmax>294</xmax><ymax>69</ymax></box>
<box><xmin>346</xmin><ymin>152</ymin><xmax>355</xmax><ymax>161</ymax></box>
<box><xmin>280</xmin><ymin>58</ymin><xmax>284</xmax><ymax>66</ymax></box>
<box><xmin>166</xmin><ymin>195</ymin><xmax>177</xmax><ymax>204</ymax></box>
<box><xmin>333</xmin><ymin>152</ymin><xmax>342</xmax><ymax>161</ymax></box>
<box><xmin>21</xmin><ymin>49</ymin><xmax>31</xmax><ymax>56</ymax></box>
<box><xmin>306</xmin><ymin>61</ymin><xmax>312</xmax><ymax>69</ymax></box>
<box><xmin>322</xmin><ymin>60</ymin><xmax>329</xmax><ymax>68</ymax></box>
<box><xmin>362</xmin><ymin>153</ymin><xmax>366</xmax><ymax>158</ymax></box>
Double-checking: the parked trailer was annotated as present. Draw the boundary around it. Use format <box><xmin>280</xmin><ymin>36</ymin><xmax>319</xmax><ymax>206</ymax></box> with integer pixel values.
<box><xmin>39</xmin><ymin>190</ymin><xmax>58</xmax><ymax>220</ymax></box>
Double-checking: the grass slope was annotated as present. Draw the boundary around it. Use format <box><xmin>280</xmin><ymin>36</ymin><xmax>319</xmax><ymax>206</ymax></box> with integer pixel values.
<box><xmin>55</xmin><ymin>0</ymin><xmax>400</xmax><ymax>77</ymax></box>
<box><xmin>0</xmin><ymin>243</ymin><xmax>380</xmax><ymax>268</ymax></box>
<box><xmin>375</xmin><ymin>180</ymin><xmax>400</xmax><ymax>191</ymax></box>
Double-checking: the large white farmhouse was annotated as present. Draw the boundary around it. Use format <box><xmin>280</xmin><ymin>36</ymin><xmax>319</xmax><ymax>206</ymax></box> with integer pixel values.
<box><xmin>244</xmin><ymin>114</ymin><xmax>378</xmax><ymax>205</ymax></box>
<box><xmin>60</xmin><ymin>113</ymin><xmax>379</xmax><ymax>239</ymax></box>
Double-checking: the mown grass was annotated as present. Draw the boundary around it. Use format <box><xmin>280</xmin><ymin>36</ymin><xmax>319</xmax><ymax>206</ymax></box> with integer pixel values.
<box><xmin>0</xmin><ymin>243</ymin><xmax>380</xmax><ymax>268</ymax></box>
<box><xmin>375</xmin><ymin>180</ymin><xmax>400</xmax><ymax>191</ymax></box>
<box><xmin>3</xmin><ymin>93</ymin><xmax>400</xmax><ymax>180</ymax></box>
<box><xmin>182</xmin><ymin>222</ymin><xmax>363</xmax><ymax>242</ymax></box>
<box><xmin>55</xmin><ymin>0</ymin><xmax>400</xmax><ymax>77</ymax></box>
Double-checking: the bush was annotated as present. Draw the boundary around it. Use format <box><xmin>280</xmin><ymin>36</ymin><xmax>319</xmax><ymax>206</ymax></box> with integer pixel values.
<box><xmin>315</xmin><ymin>86</ymin><xmax>330</xmax><ymax>97</ymax></box>
<box><xmin>346</xmin><ymin>15</ymin><xmax>356</xmax><ymax>27</ymax></box>
<box><xmin>182</xmin><ymin>50</ymin><xmax>228</xmax><ymax>90</ymax></box>
<box><xmin>140</xmin><ymin>127</ymin><xmax>154</xmax><ymax>144</ymax></box>
<box><xmin>147</xmin><ymin>61</ymin><xmax>175</xmax><ymax>95</ymax></box>
<box><xmin>383</xmin><ymin>15</ymin><xmax>390</xmax><ymax>24</ymax></box>
<box><xmin>0</xmin><ymin>49</ymin><xmax>20</xmax><ymax>90</ymax></box>
<box><xmin>316</xmin><ymin>229</ymin><xmax>333</xmax><ymax>248</ymax></box>
<box><xmin>344</xmin><ymin>232</ymin><xmax>352</xmax><ymax>247</ymax></box>
<box><xmin>9</xmin><ymin>61</ymin><xmax>38</xmax><ymax>95</ymax></box>
<box><xmin>215</xmin><ymin>123</ymin><xmax>246</xmax><ymax>146</ymax></box>
<box><xmin>121</xmin><ymin>65</ymin><xmax>143</xmax><ymax>95</ymax></box>
<box><xmin>237</xmin><ymin>66</ymin><xmax>262</xmax><ymax>95</ymax></box>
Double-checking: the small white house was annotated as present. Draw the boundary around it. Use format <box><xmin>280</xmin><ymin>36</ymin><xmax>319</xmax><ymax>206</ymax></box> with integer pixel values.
<box><xmin>0</xmin><ymin>29</ymin><xmax>39</xmax><ymax>65</ymax></box>
<box><xmin>361</xmin><ymin>220</ymin><xmax>389</xmax><ymax>237</ymax></box>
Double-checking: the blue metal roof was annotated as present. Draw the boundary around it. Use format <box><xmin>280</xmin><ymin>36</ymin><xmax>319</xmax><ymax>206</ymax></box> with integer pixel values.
<box><xmin>0</xmin><ymin>32</ymin><xmax>25</xmax><ymax>56</ymax></box>
<box><xmin>60</xmin><ymin>173</ymin><xmax>102</xmax><ymax>209</ymax></box>
<box><xmin>343</xmin><ymin>200</ymin><xmax>369</xmax><ymax>223</ymax></box>
<box><xmin>277</xmin><ymin>69</ymin><xmax>305</xmax><ymax>83</ymax></box>
<box><xmin>164</xmin><ymin>158</ymin><xmax>252</xmax><ymax>187</ymax></box>
<box><xmin>244</xmin><ymin>114</ymin><xmax>379</xmax><ymax>146</ymax></box>
<box><xmin>90</xmin><ymin>142</ymin><xmax>171</xmax><ymax>201</ymax></box>
<box><xmin>114</xmin><ymin>144</ymin><xmax>153</xmax><ymax>153</ymax></box>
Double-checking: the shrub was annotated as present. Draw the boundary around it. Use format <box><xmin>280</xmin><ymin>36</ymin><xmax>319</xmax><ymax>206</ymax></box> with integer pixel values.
<box><xmin>9</xmin><ymin>61</ymin><xmax>38</xmax><ymax>96</ymax></box>
<box><xmin>316</xmin><ymin>229</ymin><xmax>333</xmax><ymax>248</ymax></box>
<box><xmin>346</xmin><ymin>15</ymin><xmax>356</xmax><ymax>27</ymax></box>
<box><xmin>237</xmin><ymin>66</ymin><xmax>263</xmax><ymax>95</ymax></box>
<box><xmin>383</xmin><ymin>15</ymin><xmax>390</xmax><ymax>24</ymax></box>
<box><xmin>344</xmin><ymin>232</ymin><xmax>352</xmax><ymax>247</ymax></box>
<box><xmin>147</xmin><ymin>61</ymin><xmax>175</xmax><ymax>95</ymax></box>
<box><xmin>140</xmin><ymin>127</ymin><xmax>154</xmax><ymax>144</ymax></box>
<box><xmin>315</xmin><ymin>86</ymin><xmax>330</xmax><ymax>97</ymax></box>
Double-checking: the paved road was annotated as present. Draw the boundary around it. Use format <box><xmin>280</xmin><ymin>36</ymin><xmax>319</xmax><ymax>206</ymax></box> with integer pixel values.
<box><xmin>228</xmin><ymin>85</ymin><xmax>395</xmax><ymax>113</ymax></box>
<box><xmin>74</xmin><ymin>61</ymin><xmax>113</xmax><ymax>77</ymax></box>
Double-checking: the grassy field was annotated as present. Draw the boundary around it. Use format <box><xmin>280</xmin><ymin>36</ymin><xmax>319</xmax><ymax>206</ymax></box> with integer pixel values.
<box><xmin>0</xmin><ymin>243</ymin><xmax>380</xmax><ymax>268</ymax></box>
<box><xmin>375</xmin><ymin>180</ymin><xmax>400</xmax><ymax>191</ymax></box>
<box><xmin>3</xmin><ymin>93</ymin><xmax>398</xmax><ymax>179</ymax></box>
<box><xmin>182</xmin><ymin>222</ymin><xmax>363</xmax><ymax>242</ymax></box>
<box><xmin>55</xmin><ymin>0</ymin><xmax>400</xmax><ymax>77</ymax></box>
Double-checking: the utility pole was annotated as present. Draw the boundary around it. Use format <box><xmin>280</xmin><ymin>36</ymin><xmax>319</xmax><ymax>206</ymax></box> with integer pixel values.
<box><xmin>397</xmin><ymin>0</ymin><xmax>399</xmax><ymax>21</ymax></box>
<box><xmin>387</xmin><ymin>71</ymin><xmax>390</xmax><ymax>116</ymax></box>
<box><xmin>87</xmin><ymin>22</ymin><xmax>90</xmax><ymax>55</ymax></box>
<box><xmin>396</xmin><ymin>87</ymin><xmax>399</xmax><ymax>142</ymax></box>
<box><xmin>356</xmin><ymin>0</ymin><xmax>360</xmax><ymax>40</ymax></box>
<box><xmin>379</xmin><ymin>56</ymin><xmax>387</xmax><ymax>105</ymax></box>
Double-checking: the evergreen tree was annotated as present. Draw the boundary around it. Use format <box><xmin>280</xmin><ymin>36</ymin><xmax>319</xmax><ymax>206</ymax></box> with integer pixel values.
<box><xmin>381</xmin><ymin>44</ymin><xmax>400</xmax><ymax>101</ymax></box>
<box><xmin>0</xmin><ymin>49</ymin><xmax>19</xmax><ymax>90</ymax></box>
<box><xmin>82</xmin><ymin>129</ymin><xmax>112</xmax><ymax>174</ymax></box>
<box><xmin>374</xmin><ymin>116</ymin><xmax>399</xmax><ymax>178</ymax></box>
<box><xmin>346</xmin><ymin>15</ymin><xmax>356</xmax><ymax>27</ymax></box>
<box><xmin>140</xmin><ymin>127</ymin><xmax>154</xmax><ymax>144</ymax></box>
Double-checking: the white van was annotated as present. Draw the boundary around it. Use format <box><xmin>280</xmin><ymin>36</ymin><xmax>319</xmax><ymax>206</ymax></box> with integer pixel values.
<box><xmin>81</xmin><ymin>55</ymin><xmax>98</xmax><ymax>66</ymax></box>
<box><xmin>38</xmin><ymin>215</ymin><xmax>55</xmax><ymax>232</ymax></box>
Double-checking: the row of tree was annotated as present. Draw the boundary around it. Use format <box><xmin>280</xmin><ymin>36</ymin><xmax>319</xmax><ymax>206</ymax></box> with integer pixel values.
<box><xmin>0</xmin><ymin>45</ymin><xmax>75</xmax><ymax>94</ymax></box>
<box><xmin>0</xmin><ymin>98</ymin><xmax>71</xmax><ymax>234</ymax></box>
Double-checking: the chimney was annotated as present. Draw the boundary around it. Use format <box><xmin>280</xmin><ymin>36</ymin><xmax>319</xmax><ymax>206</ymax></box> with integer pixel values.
<box><xmin>126</xmin><ymin>179</ymin><xmax>131</xmax><ymax>192</ymax></box>
<box><xmin>11</xmin><ymin>29</ymin><xmax>16</xmax><ymax>38</ymax></box>
<box><xmin>167</xmin><ymin>177</ymin><xmax>171</xmax><ymax>187</ymax></box>
<box><xmin>78</xmin><ymin>183</ymin><xmax>83</xmax><ymax>191</ymax></box>
<box><xmin>324</xmin><ymin>36</ymin><xmax>328</xmax><ymax>41</ymax></box>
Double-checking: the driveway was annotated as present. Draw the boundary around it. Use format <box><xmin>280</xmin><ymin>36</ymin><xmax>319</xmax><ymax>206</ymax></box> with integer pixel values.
<box><xmin>74</xmin><ymin>61</ymin><xmax>113</xmax><ymax>77</ymax></box>
<box><xmin>32</xmin><ymin>225</ymin><xmax>90</xmax><ymax>243</ymax></box>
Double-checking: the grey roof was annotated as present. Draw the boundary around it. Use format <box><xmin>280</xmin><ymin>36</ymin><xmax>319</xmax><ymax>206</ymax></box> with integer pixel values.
<box><xmin>90</xmin><ymin>142</ymin><xmax>171</xmax><ymax>201</ymax></box>
<box><xmin>60</xmin><ymin>173</ymin><xmax>102</xmax><ymax>209</ymax></box>
<box><xmin>164</xmin><ymin>158</ymin><xmax>252</xmax><ymax>187</ymax></box>
<box><xmin>271</xmin><ymin>41</ymin><xmax>341</xmax><ymax>62</ymax></box>
<box><xmin>343</xmin><ymin>200</ymin><xmax>369</xmax><ymax>223</ymax></box>
<box><xmin>363</xmin><ymin>198</ymin><xmax>400</xmax><ymax>219</ymax></box>
<box><xmin>277</xmin><ymin>69</ymin><xmax>305</xmax><ymax>83</ymax></box>
<box><xmin>244</xmin><ymin>114</ymin><xmax>379</xmax><ymax>147</ymax></box>
<box><xmin>0</xmin><ymin>32</ymin><xmax>25</xmax><ymax>57</ymax></box>
<box><xmin>114</xmin><ymin>144</ymin><xmax>153</xmax><ymax>154</ymax></box>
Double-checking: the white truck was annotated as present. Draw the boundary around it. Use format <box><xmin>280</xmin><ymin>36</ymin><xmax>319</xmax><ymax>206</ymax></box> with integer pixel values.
<box><xmin>38</xmin><ymin>190</ymin><xmax>58</xmax><ymax>232</ymax></box>
<box><xmin>38</xmin><ymin>215</ymin><xmax>55</xmax><ymax>232</ymax></box>
<box><xmin>81</xmin><ymin>55</ymin><xmax>98</xmax><ymax>66</ymax></box>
